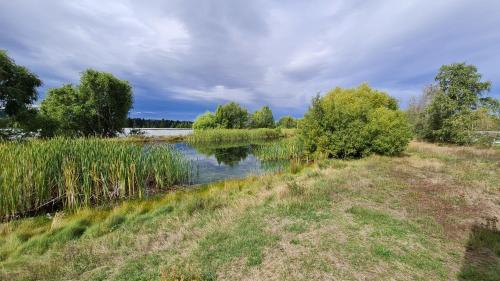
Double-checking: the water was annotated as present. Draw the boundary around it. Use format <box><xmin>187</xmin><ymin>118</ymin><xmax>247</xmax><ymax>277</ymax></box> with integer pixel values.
<box><xmin>122</xmin><ymin>128</ymin><xmax>193</xmax><ymax>137</ymax></box>
<box><xmin>172</xmin><ymin>142</ymin><xmax>287</xmax><ymax>184</ymax></box>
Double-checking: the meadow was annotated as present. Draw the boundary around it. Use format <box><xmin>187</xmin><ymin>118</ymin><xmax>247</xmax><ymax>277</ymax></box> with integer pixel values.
<box><xmin>0</xmin><ymin>141</ymin><xmax>498</xmax><ymax>280</ymax></box>
<box><xmin>0</xmin><ymin>138</ymin><xmax>192</xmax><ymax>220</ymax></box>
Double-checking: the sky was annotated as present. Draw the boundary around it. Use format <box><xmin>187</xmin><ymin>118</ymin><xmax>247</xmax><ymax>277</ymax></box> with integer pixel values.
<box><xmin>1</xmin><ymin>1</ymin><xmax>499</xmax><ymax>120</ymax></box>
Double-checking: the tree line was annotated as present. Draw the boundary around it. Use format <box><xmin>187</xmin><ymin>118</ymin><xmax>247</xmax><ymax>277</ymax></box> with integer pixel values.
<box><xmin>193</xmin><ymin>102</ymin><xmax>298</xmax><ymax>130</ymax></box>
<box><xmin>2</xmin><ymin>48</ymin><xmax>498</xmax><ymax>147</ymax></box>
<box><xmin>127</xmin><ymin>118</ymin><xmax>193</xmax><ymax>128</ymax></box>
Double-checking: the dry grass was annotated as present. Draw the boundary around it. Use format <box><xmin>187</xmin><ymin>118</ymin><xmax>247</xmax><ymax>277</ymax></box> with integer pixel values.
<box><xmin>0</xmin><ymin>141</ymin><xmax>498</xmax><ymax>280</ymax></box>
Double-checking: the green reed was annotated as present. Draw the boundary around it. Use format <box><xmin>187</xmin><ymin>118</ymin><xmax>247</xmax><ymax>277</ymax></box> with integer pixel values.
<box><xmin>254</xmin><ymin>137</ymin><xmax>304</xmax><ymax>160</ymax></box>
<box><xmin>188</xmin><ymin>128</ymin><xmax>282</xmax><ymax>143</ymax></box>
<box><xmin>0</xmin><ymin>138</ymin><xmax>192</xmax><ymax>219</ymax></box>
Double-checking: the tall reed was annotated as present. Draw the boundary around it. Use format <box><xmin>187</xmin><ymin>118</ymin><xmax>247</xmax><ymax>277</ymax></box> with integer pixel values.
<box><xmin>254</xmin><ymin>137</ymin><xmax>304</xmax><ymax>160</ymax></box>
<box><xmin>0</xmin><ymin>138</ymin><xmax>192</xmax><ymax>219</ymax></box>
<box><xmin>188</xmin><ymin>128</ymin><xmax>282</xmax><ymax>143</ymax></box>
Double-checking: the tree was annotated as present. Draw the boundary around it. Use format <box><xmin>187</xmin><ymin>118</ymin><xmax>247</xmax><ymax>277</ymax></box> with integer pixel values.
<box><xmin>406</xmin><ymin>84</ymin><xmax>439</xmax><ymax>136</ymax></box>
<box><xmin>0</xmin><ymin>50</ymin><xmax>42</xmax><ymax>125</ymax></box>
<box><xmin>299</xmin><ymin>84</ymin><xmax>411</xmax><ymax>158</ymax></box>
<box><xmin>249</xmin><ymin>106</ymin><xmax>274</xmax><ymax>128</ymax></box>
<box><xmin>435</xmin><ymin>63</ymin><xmax>491</xmax><ymax>110</ymax></box>
<box><xmin>277</xmin><ymin>115</ymin><xmax>297</xmax><ymax>128</ymax></box>
<box><xmin>214</xmin><ymin>102</ymin><xmax>248</xmax><ymax>129</ymax></box>
<box><xmin>418</xmin><ymin>63</ymin><xmax>497</xmax><ymax>144</ymax></box>
<box><xmin>41</xmin><ymin>69</ymin><xmax>132</xmax><ymax>137</ymax></box>
<box><xmin>193</xmin><ymin>111</ymin><xmax>217</xmax><ymax>129</ymax></box>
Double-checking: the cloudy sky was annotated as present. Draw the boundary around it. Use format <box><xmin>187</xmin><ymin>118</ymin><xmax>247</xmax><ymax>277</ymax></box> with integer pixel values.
<box><xmin>1</xmin><ymin>1</ymin><xmax>499</xmax><ymax>120</ymax></box>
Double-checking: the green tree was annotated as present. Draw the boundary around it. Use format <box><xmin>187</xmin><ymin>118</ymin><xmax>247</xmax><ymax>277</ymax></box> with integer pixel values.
<box><xmin>0</xmin><ymin>50</ymin><xmax>42</xmax><ymax>126</ymax></box>
<box><xmin>193</xmin><ymin>111</ymin><xmax>217</xmax><ymax>129</ymax></box>
<box><xmin>419</xmin><ymin>63</ymin><xmax>496</xmax><ymax>144</ymax></box>
<box><xmin>299</xmin><ymin>84</ymin><xmax>411</xmax><ymax>158</ymax></box>
<box><xmin>435</xmin><ymin>63</ymin><xmax>491</xmax><ymax>110</ymax></box>
<box><xmin>249</xmin><ymin>106</ymin><xmax>274</xmax><ymax>128</ymax></box>
<box><xmin>214</xmin><ymin>102</ymin><xmax>248</xmax><ymax>129</ymax></box>
<box><xmin>41</xmin><ymin>69</ymin><xmax>132</xmax><ymax>137</ymax></box>
<box><xmin>277</xmin><ymin>115</ymin><xmax>297</xmax><ymax>128</ymax></box>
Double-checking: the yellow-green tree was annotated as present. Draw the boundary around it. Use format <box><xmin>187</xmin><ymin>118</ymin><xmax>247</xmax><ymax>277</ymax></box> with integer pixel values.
<box><xmin>300</xmin><ymin>84</ymin><xmax>411</xmax><ymax>158</ymax></box>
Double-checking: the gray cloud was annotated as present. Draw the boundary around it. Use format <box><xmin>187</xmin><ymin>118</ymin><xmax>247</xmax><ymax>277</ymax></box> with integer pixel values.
<box><xmin>1</xmin><ymin>0</ymin><xmax>499</xmax><ymax>119</ymax></box>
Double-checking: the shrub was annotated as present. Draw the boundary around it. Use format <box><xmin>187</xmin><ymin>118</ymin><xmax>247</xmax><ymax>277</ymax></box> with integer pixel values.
<box><xmin>277</xmin><ymin>116</ymin><xmax>297</xmax><ymax>128</ymax></box>
<box><xmin>193</xmin><ymin>112</ymin><xmax>217</xmax><ymax>130</ymax></box>
<box><xmin>299</xmin><ymin>84</ymin><xmax>411</xmax><ymax>158</ymax></box>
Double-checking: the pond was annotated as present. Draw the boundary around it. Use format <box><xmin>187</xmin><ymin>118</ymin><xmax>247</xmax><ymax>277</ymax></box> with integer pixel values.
<box><xmin>171</xmin><ymin>141</ymin><xmax>287</xmax><ymax>184</ymax></box>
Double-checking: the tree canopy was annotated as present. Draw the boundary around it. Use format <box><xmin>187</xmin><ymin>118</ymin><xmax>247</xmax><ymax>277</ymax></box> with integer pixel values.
<box><xmin>277</xmin><ymin>115</ymin><xmax>297</xmax><ymax>128</ymax></box>
<box><xmin>414</xmin><ymin>63</ymin><xmax>498</xmax><ymax>144</ymax></box>
<box><xmin>214</xmin><ymin>102</ymin><xmax>249</xmax><ymax>129</ymax></box>
<box><xmin>0</xmin><ymin>50</ymin><xmax>42</xmax><ymax>123</ymax></box>
<box><xmin>193</xmin><ymin>111</ymin><xmax>217</xmax><ymax>129</ymax></box>
<box><xmin>300</xmin><ymin>84</ymin><xmax>411</xmax><ymax>158</ymax></box>
<box><xmin>249</xmin><ymin>106</ymin><xmax>274</xmax><ymax>128</ymax></box>
<box><xmin>41</xmin><ymin>69</ymin><xmax>132</xmax><ymax>137</ymax></box>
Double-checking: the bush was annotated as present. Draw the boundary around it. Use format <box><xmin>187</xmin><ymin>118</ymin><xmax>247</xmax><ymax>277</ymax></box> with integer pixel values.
<box><xmin>193</xmin><ymin>112</ymin><xmax>217</xmax><ymax>130</ymax></box>
<box><xmin>299</xmin><ymin>84</ymin><xmax>411</xmax><ymax>158</ymax></box>
<box><xmin>277</xmin><ymin>116</ymin><xmax>297</xmax><ymax>128</ymax></box>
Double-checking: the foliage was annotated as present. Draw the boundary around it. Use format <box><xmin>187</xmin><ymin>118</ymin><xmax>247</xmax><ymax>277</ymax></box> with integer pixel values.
<box><xmin>0</xmin><ymin>50</ymin><xmax>42</xmax><ymax>128</ymax></box>
<box><xmin>277</xmin><ymin>115</ymin><xmax>297</xmax><ymax>128</ymax></box>
<box><xmin>299</xmin><ymin>84</ymin><xmax>411</xmax><ymax>158</ymax></box>
<box><xmin>0</xmin><ymin>138</ymin><xmax>192</xmax><ymax>219</ymax></box>
<box><xmin>415</xmin><ymin>63</ymin><xmax>498</xmax><ymax>144</ymax></box>
<box><xmin>214</xmin><ymin>102</ymin><xmax>249</xmax><ymax>129</ymax></box>
<box><xmin>435</xmin><ymin>63</ymin><xmax>491</xmax><ymax>110</ymax></box>
<box><xmin>127</xmin><ymin>118</ymin><xmax>192</xmax><ymax>128</ymax></box>
<box><xmin>193</xmin><ymin>111</ymin><xmax>217</xmax><ymax>130</ymax></box>
<box><xmin>249</xmin><ymin>106</ymin><xmax>274</xmax><ymax>128</ymax></box>
<box><xmin>40</xmin><ymin>69</ymin><xmax>132</xmax><ymax>137</ymax></box>
<box><xmin>188</xmin><ymin>128</ymin><xmax>282</xmax><ymax>143</ymax></box>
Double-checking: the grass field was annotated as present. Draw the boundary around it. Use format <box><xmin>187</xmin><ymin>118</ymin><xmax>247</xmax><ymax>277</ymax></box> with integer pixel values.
<box><xmin>0</xmin><ymin>141</ymin><xmax>499</xmax><ymax>280</ymax></box>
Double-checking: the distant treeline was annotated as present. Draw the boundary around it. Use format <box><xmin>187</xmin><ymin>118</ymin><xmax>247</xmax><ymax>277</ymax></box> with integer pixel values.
<box><xmin>127</xmin><ymin>118</ymin><xmax>193</xmax><ymax>128</ymax></box>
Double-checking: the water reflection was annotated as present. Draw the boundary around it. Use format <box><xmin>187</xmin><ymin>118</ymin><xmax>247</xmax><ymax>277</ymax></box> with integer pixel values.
<box><xmin>171</xmin><ymin>141</ymin><xmax>287</xmax><ymax>184</ymax></box>
<box><xmin>194</xmin><ymin>145</ymin><xmax>251</xmax><ymax>166</ymax></box>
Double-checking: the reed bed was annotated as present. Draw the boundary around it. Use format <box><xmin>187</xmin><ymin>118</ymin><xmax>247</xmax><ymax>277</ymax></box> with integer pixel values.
<box><xmin>188</xmin><ymin>128</ymin><xmax>282</xmax><ymax>143</ymax></box>
<box><xmin>254</xmin><ymin>137</ymin><xmax>304</xmax><ymax>160</ymax></box>
<box><xmin>0</xmin><ymin>138</ymin><xmax>192</xmax><ymax>219</ymax></box>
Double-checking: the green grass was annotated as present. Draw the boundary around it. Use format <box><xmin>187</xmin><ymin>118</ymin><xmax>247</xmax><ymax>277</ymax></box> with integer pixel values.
<box><xmin>254</xmin><ymin>137</ymin><xmax>304</xmax><ymax>160</ymax></box>
<box><xmin>0</xmin><ymin>138</ymin><xmax>192</xmax><ymax>219</ymax></box>
<box><xmin>0</xmin><ymin>141</ymin><xmax>499</xmax><ymax>280</ymax></box>
<box><xmin>188</xmin><ymin>128</ymin><xmax>282</xmax><ymax>143</ymax></box>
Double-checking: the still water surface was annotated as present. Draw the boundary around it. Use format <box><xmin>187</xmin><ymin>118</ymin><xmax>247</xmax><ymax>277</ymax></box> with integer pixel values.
<box><xmin>172</xmin><ymin>142</ymin><xmax>286</xmax><ymax>184</ymax></box>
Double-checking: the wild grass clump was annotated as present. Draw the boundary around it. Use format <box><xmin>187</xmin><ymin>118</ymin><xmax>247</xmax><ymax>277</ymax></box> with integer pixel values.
<box><xmin>188</xmin><ymin>128</ymin><xmax>282</xmax><ymax>143</ymax></box>
<box><xmin>0</xmin><ymin>138</ymin><xmax>192</xmax><ymax>219</ymax></box>
<box><xmin>254</xmin><ymin>137</ymin><xmax>304</xmax><ymax>160</ymax></box>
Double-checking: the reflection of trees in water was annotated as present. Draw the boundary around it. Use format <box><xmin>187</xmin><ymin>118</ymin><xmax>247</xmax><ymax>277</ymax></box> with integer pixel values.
<box><xmin>459</xmin><ymin>219</ymin><xmax>499</xmax><ymax>281</ymax></box>
<box><xmin>191</xmin><ymin>141</ymin><xmax>289</xmax><ymax>168</ymax></box>
<box><xmin>193</xmin><ymin>144</ymin><xmax>251</xmax><ymax>166</ymax></box>
<box><xmin>213</xmin><ymin>146</ymin><xmax>251</xmax><ymax>166</ymax></box>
